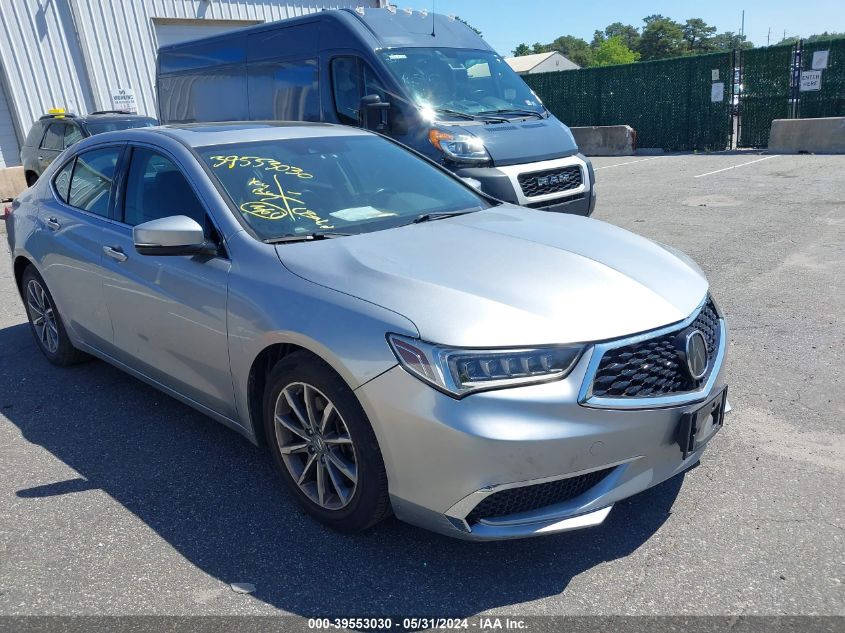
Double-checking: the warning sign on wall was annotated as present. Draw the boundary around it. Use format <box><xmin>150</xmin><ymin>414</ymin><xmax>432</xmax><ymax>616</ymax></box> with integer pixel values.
<box><xmin>110</xmin><ymin>88</ymin><xmax>137</xmax><ymax>113</ymax></box>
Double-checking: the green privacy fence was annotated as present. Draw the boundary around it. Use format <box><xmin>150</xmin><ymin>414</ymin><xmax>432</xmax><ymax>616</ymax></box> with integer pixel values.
<box><xmin>524</xmin><ymin>52</ymin><xmax>734</xmax><ymax>151</ymax></box>
<box><xmin>798</xmin><ymin>38</ymin><xmax>845</xmax><ymax>119</ymax></box>
<box><xmin>737</xmin><ymin>43</ymin><xmax>796</xmax><ymax>148</ymax></box>
<box><xmin>524</xmin><ymin>38</ymin><xmax>845</xmax><ymax>151</ymax></box>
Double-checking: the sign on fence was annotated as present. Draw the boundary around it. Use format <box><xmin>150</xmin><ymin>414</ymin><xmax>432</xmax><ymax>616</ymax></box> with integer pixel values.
<box><xmin>711</xmin><ymin>82</ymin><xmax>725</xmax><ymax>102</ymax></box>
<box><xmin>811</xmin><ymin>50</ymin><xmax>829</xmax><ymax>70</ymax></box>
<box><xmin>800</xmin><ymin>70</ymin><xmax>822</xmax><ymax>92</ymax></box>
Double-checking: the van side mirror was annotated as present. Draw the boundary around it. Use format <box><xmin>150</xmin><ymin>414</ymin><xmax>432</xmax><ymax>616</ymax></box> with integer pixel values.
<box><xmin>133</xmin><ymin>215</ymin><xmax>216</xmax><ymax>257</ymax></box>
<box><xmin>358</xmin><ymin>94</ymin><xmax>390</xmax><ymax>132</ymax></box>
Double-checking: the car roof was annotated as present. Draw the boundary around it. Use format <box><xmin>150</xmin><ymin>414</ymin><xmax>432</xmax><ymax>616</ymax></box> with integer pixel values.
<box><xmin>76</xmin><ymin>121</ymin><xmax>373</xmax><ymax>149</ymax></box>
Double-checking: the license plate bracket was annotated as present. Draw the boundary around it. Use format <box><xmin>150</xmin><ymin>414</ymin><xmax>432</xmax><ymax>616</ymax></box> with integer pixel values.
<box><xmin>677</xmin><ymin>386</ymin><xmax>728</xmax><ymax>459</ymax></box>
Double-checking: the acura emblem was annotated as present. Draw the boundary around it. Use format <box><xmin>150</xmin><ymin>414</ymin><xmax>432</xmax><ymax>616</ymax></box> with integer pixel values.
<box><xmin>680</xmin><ymin>330</ymin><xmax>709</xmax><ymax>380</ymax></box>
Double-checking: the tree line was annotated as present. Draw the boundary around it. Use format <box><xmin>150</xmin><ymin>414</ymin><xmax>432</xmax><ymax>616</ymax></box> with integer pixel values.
<box><xmin>512</xmin><ymin>15</ymin><xmax>844</xmax><ymax>67</ymax></box>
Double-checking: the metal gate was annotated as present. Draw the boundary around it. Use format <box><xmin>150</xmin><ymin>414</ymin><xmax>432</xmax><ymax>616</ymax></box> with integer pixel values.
<box><xmin>737</xmin><ymin>38</ymin><xmax>845</xmax><ymax>148</ymax></box>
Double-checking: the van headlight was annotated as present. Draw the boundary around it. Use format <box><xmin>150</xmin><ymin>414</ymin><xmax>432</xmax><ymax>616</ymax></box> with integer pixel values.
<box><xmin>428</xmin><ymin>128</ymin><xmax>491</xmax><ymax>165</ymax></box>
<box><xmin>388</xmin><ymin>334</ymin><xmax>583</xmax><ymax>397</ymax></box>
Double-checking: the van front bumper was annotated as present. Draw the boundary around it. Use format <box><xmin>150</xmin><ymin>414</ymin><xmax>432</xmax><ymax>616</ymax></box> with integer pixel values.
<box><xmin>354</xmin><ymin>338</ymin><xmax>727</xmax><ymax>541</ymax></box>
<box><xmin>455</xmin><ymin>152</ymin><xmax>595</xmax><ymax>217</ymax></box>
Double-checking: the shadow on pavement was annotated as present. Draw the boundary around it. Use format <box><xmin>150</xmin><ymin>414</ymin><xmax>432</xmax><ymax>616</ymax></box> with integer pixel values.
<box><xmin>1</xmin><ymin>321</ymin><xmax>684</xmax><ymax>616</ymax></box>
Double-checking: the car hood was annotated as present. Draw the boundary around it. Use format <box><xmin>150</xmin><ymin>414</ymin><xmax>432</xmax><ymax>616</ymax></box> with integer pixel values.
<box><xmin>445</xmin><ymin>117</ymin><xmax>578</xmax><ymax>165</ymax></box>
<box><xmin>275</xmin><ymin>206</ymin><xmax>709</xmax><ymax>347</ymax></box>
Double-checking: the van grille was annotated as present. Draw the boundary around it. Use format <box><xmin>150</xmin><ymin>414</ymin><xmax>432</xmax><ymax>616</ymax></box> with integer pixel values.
<box><xmin>517</xmin><ymin>165</ymin><xmax>582</xmax><ymax>198</ymax></box>
<box><xmin>591</xmin><ymin>297</ymin><xmax>721</xmax><ymax>399</ymax></box>
<box><xmin>466</xmin><ymin>468</ymin><xmax>613</xmax><ymax>525</ymax></box>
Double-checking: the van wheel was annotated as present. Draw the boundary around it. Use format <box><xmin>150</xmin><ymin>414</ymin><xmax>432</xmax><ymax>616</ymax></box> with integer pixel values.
<box><xmin>21</xmin><ymin>266</ymin><xmax>89</xmax><ymax>366</ymax></box>
<box><xmin>25</xmin><ymin>172</ymin><xmax>38</xmax><ymax>187</ymax></box>
<box><xmin>264</xmin><ymin>352</ymin><xmax>390</xmax><ymax>532</ymax></box>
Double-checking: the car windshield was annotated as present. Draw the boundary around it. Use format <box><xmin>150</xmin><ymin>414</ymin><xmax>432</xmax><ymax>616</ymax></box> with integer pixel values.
<box><xmin>378</xmin><ymin>47</ymin><xmax>546</xmax><ymax>119</ymax></box>
<box><xmin>197</xmin><ymin>135</ymin><xmax>489</xmax><ymax>241</ymax></box>
<box><xmin>85</xmin><ymin>118</ymin><xmax>157</xmax><ymax>135</ymax></box>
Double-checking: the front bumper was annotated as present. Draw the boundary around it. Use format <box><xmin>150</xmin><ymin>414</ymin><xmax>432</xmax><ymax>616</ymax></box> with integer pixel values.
<box><xmin>354</xmin><ymin>325</ymin><xmax>727</xmax><ymax>541</ymax></box>
<box><xmin>455</xmin><ymin>153</ymin><xmax>596</xmax><ymax>217</ymax></box>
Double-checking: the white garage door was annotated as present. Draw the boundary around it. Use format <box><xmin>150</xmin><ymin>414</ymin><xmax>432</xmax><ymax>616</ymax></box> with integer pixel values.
<box><xmin>0</xmin><ymin>77</ymin><xmax>21</xmax><ymax>168</ymax></box>
<box><xmin>153</xmin><ymin>18</ymin><xmax>262</xmax><ymax>48</ymax></box>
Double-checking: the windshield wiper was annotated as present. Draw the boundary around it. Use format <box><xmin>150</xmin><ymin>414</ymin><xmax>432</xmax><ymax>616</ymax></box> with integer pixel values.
<box><xmin>477</xmin><ymin>108</ymin><xmax>546</xmax><ymax>120</ymax></box>
<box><xmin>266</xmin><ymin>232</ymin><xmax>352</xmax><ymax>244</ymax></box>
<box><xmin>412</xmin><ymin>210</ymin><xmax>475</xmax><ymax>224</ymax></box>
<box><xmin>431</xmin><ymin>107</ymin><xmax>509</xmax><ymax>123</ymax></box>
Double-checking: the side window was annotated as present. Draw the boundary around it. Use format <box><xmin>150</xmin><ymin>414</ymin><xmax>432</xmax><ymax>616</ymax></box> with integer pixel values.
<box><xmin>247</xmin><ymin>59</ymin><xmax>320</xmax><ymax>122</ymax></box>
<box><xmin>63</xmin><ymin>124</ymin><xmax>84</xmax><ymax>148</ymax></box>
<box><xmin>25</xmin><ymin>122</ymin><xmax>46</xmax><ymax>147</ymax></box>
<box><xmin>67</xmin><ymin>147</ymin><xmax>121</xmax><ymax>217</ymax></box>
<box><xmin>53</xmin><ymin>158</ymin><xmax>75</xmax><ymax>203</ymax></box>
<box><xmin>41</xmin><ymin>123</ymin><xmax>66</xmax><ymax>150</ymax></box>
<box><xmin>332</xmin><ymin>57</ymin><xmax>361</xmax><ymax>124</ymax></box>
<box><xmin>123</xmin><ymin>148</ymin><xmax>206</xmax><ymax>228</ymax></box>
<box><xmin>331</xmin><ymin>57</ymin><xmax>385</xmax><ymax>125</ymax></box>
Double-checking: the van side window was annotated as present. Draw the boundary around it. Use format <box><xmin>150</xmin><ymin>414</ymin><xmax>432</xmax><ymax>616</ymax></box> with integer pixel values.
<box><xmin>247</xmin><ymin>59</ymin><xmax>320</xmax><ymax>122</ymax></box>
<box><xmin>331</xmin><ymin>57</ymin><xmax>386</xmax><ymax>125</ymax></box>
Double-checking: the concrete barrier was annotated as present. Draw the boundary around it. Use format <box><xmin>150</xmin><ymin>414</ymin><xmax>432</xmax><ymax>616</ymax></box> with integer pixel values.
<box><xmin>768</xmin><ymin>117</ymin><xmax>845</xmax><ymax>154</ymax></box>
<box><xmin>0</xmin><ymin>167</ymin><xmax>26</xmax><ymax>201</ymax></box>
<box><xmin>571</xmin><ymin>125</ymin><xmax>636</xmax><ymax>156</ymax></box>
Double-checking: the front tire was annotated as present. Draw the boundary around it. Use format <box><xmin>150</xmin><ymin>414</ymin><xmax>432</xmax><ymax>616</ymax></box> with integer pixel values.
<box><xmin>22</xmin><ymin>266</ymin><xmax>89</xmax><ymax>366</ymax></box>
<box><xmin>264</xmin><ymin>352</ymin><xmax>390</xmax><ymax>532</ymax></box>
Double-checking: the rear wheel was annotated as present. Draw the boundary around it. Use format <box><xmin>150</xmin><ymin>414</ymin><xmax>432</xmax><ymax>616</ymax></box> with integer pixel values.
<box><xmin>25</xmin><ymin>172</ymin><xmax>38</xmax><ymax>187</ymax></box>
<box><xmin>264</xmin><ymin>352</ymin><xmax>390</xmax><ymax>531</ymax></box>
<box><xmin>22</xmin><ymin>266</ymin><xmax>89</xmax><ymax>366</ymax></box>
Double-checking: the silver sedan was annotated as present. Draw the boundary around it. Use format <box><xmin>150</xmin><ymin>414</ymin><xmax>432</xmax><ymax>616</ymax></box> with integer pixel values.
<box><xmin>4</xmin><ymin>123</ymin><xmax>728</xmax><ymax>540</ymax></box>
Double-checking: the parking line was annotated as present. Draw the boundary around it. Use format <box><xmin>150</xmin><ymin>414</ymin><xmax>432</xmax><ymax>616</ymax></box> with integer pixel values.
<box><xmin>694</xmin><ymin>155</ymin><xmax>779</xmax><ymax>178</ymax></box>
<box><xmin>594</xmin><ymin>156</ymin><xmax>666</xmax><ymax>170</ymax></box>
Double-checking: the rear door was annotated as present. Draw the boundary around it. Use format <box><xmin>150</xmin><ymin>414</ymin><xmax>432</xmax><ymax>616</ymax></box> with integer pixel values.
<box><xmin>98</xmin><ymin>144</ymin><xmax>235</xmax><ymax>418</ymax></box>
<box><xmin>38</xmin><ymin>145</ymin><xmax>125</xmax><ymax>349</ymax></box>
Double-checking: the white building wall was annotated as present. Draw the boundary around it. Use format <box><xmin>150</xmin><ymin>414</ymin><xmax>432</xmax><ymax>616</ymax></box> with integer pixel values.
<box><xmin>0</xmin><ymin>0</ymin><xmax>382</xmax><ymax>168</ymax></box>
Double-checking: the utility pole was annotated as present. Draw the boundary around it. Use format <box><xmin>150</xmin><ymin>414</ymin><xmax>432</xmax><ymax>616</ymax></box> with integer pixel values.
<box><xmin>767</xmin><ymin>27</ymin><xmax>771</xmax><ymax>45</ymax></box>
<box><xmin>741</xmin><ymin>10</ymin><xmax>745</xmax><ymax>38</ymax></box>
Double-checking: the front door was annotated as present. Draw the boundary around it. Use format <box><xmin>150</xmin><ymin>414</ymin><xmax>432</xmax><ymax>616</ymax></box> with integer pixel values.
<box><xmin>99</xmin><ymin>145</ymin><xmax>236</xmax><ymax>419</ymax></box>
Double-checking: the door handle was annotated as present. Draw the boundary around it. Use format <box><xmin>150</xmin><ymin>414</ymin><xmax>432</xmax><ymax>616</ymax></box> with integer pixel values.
<box><xmin>103</xmin><ymin>245</ymin><xmax>128</xmax><ymax>263</ymax></box>
<box><xmin>45</xmin><ymin>217</ymin><xmax>60</xmax><ymax>231</ymax></box>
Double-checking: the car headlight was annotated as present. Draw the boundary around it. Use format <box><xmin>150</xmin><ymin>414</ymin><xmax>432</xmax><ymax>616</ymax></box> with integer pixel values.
<box><xmin>428</xmin><ymin>128</ymin><xmax>490</xmax><ymax>165</ymax></box>
<box><xmin>387</xmin><ymin>334</ymin><xmax>583</xmax><ymax>397</ymax></box>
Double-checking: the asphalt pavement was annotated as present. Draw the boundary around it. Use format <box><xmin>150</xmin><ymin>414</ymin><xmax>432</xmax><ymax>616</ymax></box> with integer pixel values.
<box><xmin>0</xmin><ymin>152</ymin><xmax>842</xmax><ymax>617</ymax></box>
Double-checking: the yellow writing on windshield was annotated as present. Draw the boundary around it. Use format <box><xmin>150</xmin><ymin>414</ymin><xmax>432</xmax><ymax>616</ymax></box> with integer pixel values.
<box><xmin>208</xmin><ymin>155</ymin><xmax>313</xmax><ymax>179</ymax></box>
<box><xmin>240</xmin><ymin>175</ymin><xmax>334</xmax><ymax>229</ymax></box>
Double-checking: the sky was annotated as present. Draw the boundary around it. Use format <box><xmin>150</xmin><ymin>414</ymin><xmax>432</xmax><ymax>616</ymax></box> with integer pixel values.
<box><xmin>390</xmin><ymin>0</ymin><xmax>845</xmax><ymax>56</ymax></box>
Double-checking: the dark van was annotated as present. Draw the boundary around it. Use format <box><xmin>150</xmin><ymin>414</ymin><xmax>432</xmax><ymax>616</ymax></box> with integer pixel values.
<box><xmin>156</xmin><ymin>7</ymin><xmax>595</xmax><ymax>215</ymax></box>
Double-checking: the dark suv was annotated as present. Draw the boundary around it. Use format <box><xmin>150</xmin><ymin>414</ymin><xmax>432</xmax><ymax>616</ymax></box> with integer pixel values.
<box><xmin>20</xmin><ymin>111</ymin><xmax>157</xmax><ymax>185</ymax></box>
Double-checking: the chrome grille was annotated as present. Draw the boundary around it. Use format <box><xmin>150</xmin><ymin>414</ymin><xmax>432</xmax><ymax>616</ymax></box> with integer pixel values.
<box><xmin>517</xmin><ymin>165</ymin><xmax>582</xmax><ymax>198</ymax></box>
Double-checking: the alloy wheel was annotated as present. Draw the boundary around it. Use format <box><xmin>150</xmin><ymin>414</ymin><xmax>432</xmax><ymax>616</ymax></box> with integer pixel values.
<box><xmin>26</xmin><ymin>279</ymin><xmax>59</xmax><ymax>354</ymax></box>
<box><xmin>274</xmin><ymin>382</ymin><xmax>358</xmax><ymax>510</ymax></box>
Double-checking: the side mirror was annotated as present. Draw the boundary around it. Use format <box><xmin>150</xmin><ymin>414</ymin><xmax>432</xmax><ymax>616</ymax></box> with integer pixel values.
<box><xmin>133</xmin><ymin>215</ymin><xmax>215</xmax><ymax>256</ymax></box>
<box><xmin>358</xmin><ymin>94</ymin><xmax>390</xmax><ymax>131</ymax></box>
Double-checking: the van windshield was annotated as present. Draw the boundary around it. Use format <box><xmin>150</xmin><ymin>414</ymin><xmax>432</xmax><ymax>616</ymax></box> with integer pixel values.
<box><xmin>378</xmin><ymin>48</ymin><xmax>546</xmax><ymax>119</ymax></box>
<box><xmin>197</xmin><ymin>135</ymin><xmax>489</xmax><ymax>241</ymax></box>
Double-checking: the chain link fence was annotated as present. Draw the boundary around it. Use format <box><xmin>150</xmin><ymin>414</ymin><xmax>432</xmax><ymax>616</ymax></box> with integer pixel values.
<box><xmin>524</xmin><ymin>53</ymin><xmax>733</xmax><ymax>152</ymax></box>
<box><xmin>736</xmin><ymin>43</ymin><xmax>796</xmax><ymax>148</ymax></box>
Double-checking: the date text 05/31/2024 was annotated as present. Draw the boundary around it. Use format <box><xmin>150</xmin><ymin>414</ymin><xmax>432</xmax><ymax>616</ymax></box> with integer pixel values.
<box><xmin>307</xmin><ymin>617</ymin><xmax>529</xmax><ymax>630</ymax></box>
